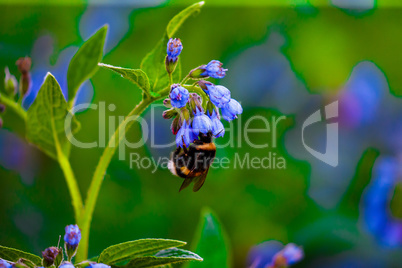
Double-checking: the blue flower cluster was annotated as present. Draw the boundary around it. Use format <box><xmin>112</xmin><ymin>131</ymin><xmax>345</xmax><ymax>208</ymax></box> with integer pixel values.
<box><xmin>363</xmin><ymin>156</ymin><xmax>402</xmax><ymax>247</ymax></box>
<box><xmin>247</xmin><ymin>240</ymin><xmax>304</xmax><ymax>268</ymax></box>
<box><xmin>163</xmin><ymin>38</ymin><xmax>242</xmax><ymax>148</ymax></box>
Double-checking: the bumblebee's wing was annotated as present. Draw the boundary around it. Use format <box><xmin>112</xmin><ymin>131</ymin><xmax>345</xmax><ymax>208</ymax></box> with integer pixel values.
<box><xmin>192</xmin><ymin>169</ymin><xmax>209</xmax><ymax>192</ymax></box>
<box><xmin>179</xmin><ymin>178</ymin><xmax>193</xmax><ymax>192</ymax></box>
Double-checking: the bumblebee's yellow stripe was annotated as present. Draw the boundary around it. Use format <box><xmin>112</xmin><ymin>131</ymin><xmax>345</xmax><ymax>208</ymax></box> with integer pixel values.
<box><xmin>195</xmin><ymin>143</ymin><xmax>216</xmax><ymax>151</ymax></box>
<box><xmin>180</xmin><ymin>166</ymin><xmax>191</xmax><ymax>175</ymax></box>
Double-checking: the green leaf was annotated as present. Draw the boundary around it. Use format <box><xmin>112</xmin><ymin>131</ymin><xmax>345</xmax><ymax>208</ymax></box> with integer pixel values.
<box><xmin>186</xmin><ymin>208</ymin><xmax>231</xmax><ymax>268</ymax></box>
<box><xmin>67</xmin><ymin>25</ymin><xmax>108</xmax><ymax>104</ymax></box>
<box><xmin>26</xmin><ymin>73</ymin><xmax>80</xmax><ymax>159</ymax></box>
<box><xmin>98</xmin><ymin>63</ymin><xmax>151</xmax><ymax>95</ymax></box>
<box><xmin>0</xmin><ymin>245</ymin><xmax>42</xmax><ymax>267</ymax></box>
<box><xmin>119</xmin><ymin>248</ymin><xmax>202</xmax><ymax>268</ymax></box>
<box><xmin>98</xmin><ymin>239</ymin><xmax>186</xmax><ymax>265</ymax></box>
<box><xmin>140</xmin><ymin>1</ymin><xmax>204</xmax><ymax>92</ymax></box>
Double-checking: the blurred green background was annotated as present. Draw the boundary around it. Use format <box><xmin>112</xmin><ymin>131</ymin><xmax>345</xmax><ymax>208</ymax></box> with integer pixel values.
<box><xmin>1</xmin><ymin>0</ymin><xmax>402</xmax><ymax>267</ymax></box>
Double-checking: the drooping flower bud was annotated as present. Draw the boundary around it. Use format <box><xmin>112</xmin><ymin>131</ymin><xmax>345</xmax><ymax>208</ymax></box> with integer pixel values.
<box><xmin>16</xmin><ymin>57</ymin><xmax>32</xmax><ymax>96</ymax></box>
<box><xmin>163</xmin><ymin>98</ymin><xmax>172</xmax><ymax>108</ymax></box>
<box><xmin>171</xmin><ymin>116</ymin><xmax>182</xmax><ymax>135</ymax></box>
<box><xmin>42</xmin><ymin>247</ymin><xmax>60</xmax><ymax>267</ymax></box>
<box><xmin>0</xmin><ymin>104</ymin><xmax>5</xmax><ymax>113</ymax></box>
<box><xmin>188</xmin><ymin>93</ymin><xmax>203</xmax><ymax>114</ymax></box>
<box><xmin>162</xmin><ymin>108</ymin><xmax>178</xmax><ymax>119</ymax></box>
<box><xmin>169</xmin><ymin>84</ymin><xmax>189</xmax><ymax>108</ymax></box>
<box><xmin>165</xmin><ymin>38</ymin><xmax>182</xmax><ymax>74</ymax></box>
<box><xmin>176</xmin><ymin>120</ymin><xmax>195</xmax><ymax>148</ymax></box>
<box><xmin>64</xmin><ymin>224</ymin><xmax>81</xmax><ymax>261</ymax></box>
<box><xmin>0</xmin><ymin>259</ymin><xmax>12</xmax><ymax>268</ymax></box>
<box><xmin>203</xmin><ymin>60</ymin><xmax>227</xmax><ymax>79</ymax></box>
<box><xmin>192</xmin><ymin>108</ymin><xmax>213</xmax><ymax>135</ymax></box>
<box><xmin>207</xmin><ymin>109</ymin><xmax>225</xmax><ymax>138</ymax></box>
<box><xmin>4</xmin><ymin>67</ymin><xmax>18</xmax><ymax>96</ymax></box>
<box><xmin>198</xmin><ymin>81</ymin><xmax>230</xmax><ymax>108</ymax></box>
<box><xmin>221</xmin><ymin>98</ymin><xmax>243</xmax><ymax>122</ymax></box>
<box><xmin>190</xmin><ymin>60</ymin><xmax>227</xmax><ymax>79</ymax></box>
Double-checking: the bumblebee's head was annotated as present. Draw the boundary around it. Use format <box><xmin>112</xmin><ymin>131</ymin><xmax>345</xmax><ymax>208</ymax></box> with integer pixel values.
<box><xmin>198</xmin><ymin>131</ymin><xmax>213</xmax><ymax>143</ymax></box>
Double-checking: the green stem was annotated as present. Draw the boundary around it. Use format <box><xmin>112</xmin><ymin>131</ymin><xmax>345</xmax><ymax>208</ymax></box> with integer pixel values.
<box><xmin>0</xmin><ymin>94</ymin><xmax>27</xmax><ymax>121</ymax></box>
<box><xmin>57</xmin><ymin>149</ymin><xmax>84</xmax><ymax>223</ymax></box>
<box><xmin>180</xmin><ymin>74</ymin><xmax>190</xmax><ymax>85</ymax></box>
<box><xmin>168</xmin><ymin>73</ymin><xmax>173</xmax><ymax>86</ymax></box>
<box><xmin>76</xmin><ymin>96</ymin><xmax>154</xmax><ymax>261</ymax></box>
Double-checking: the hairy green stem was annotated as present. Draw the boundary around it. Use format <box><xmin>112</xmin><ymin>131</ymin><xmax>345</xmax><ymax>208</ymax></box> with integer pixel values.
<box><xmin>180</xmin><ymin>74</ymin><xmax>190</xmax><ymax>85</ymax></box>
<box><xmin>58</xmin><ymin>150</ymin><xmax>84</xmax><ymax>223</ymax></box>
<box><xmin>0</xmin><ymin>94</ymin><xmax>27</xmax><ymax>121</ymax></box>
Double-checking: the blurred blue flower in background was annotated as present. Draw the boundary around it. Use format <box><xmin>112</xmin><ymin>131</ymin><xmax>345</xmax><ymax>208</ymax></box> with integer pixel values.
<box><xmin>363</xmin><ymin>156</ymin><xmax>402</xmax><ymax>247</ymax></box>
<box><xmin>247</xmin><ymin>240</ymin><xmax>303</xmax><ymax>268</ymax></box>
<box><xmin>26</xmin><ymin>35</ymin><xmax>94</xmax><ymax>110</ymax></box>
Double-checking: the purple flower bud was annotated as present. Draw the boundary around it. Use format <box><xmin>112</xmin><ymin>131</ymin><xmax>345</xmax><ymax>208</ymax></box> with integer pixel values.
<box><xmin>188</xmin><ymin>93</ymin><xmax>203</xmax><ymax>114</ymax></box>
<box><xmin>42</xmin><ymin>247</ymin><xmax>60</xmax><ymax>267</ymax></box>
<box><xmin>207</xmin><ymin>110</ymin><xmax>225</xmax><ymax>138</ymax></box>
<box><xmin>280</xmin><ymin>244</ymin><xmax>304</xmax><ymax>265</ymax></box>
<box><xmin>0</xmin><ymin>259</ymin><xmax>12</xmax><ymax>268</ymax></box>
<box><xmin>64</xmin><ymin>224</ymin><xmax>81</xmax><ymax>260</ymax></box>
<box><xmin>166</xmin><ymin>38</ymin><xmax>183</xmax><ymax>62</ymax></box>
<box><xmin>201</xmin><ymin>60</ymin><xmax>227</xmax><ymax>79</ymax></box>
<box><xmin>89</xmin><ymin>264</ymin><xmax>111</xmax><ymax>268</ymax></box>
<box><xmin>199</xmin><ymin>81</ymin><xmax>230</xmax><ymax>108</ymax></box>
<box><xmin>176</xmin><ymin>120</ymin><xmax>195</xmax><ymax>148</ymax></box>
<box><xmin>171</xmin><ymin>116</ymin><xmax>181</xmax><ymax>135</ymax></box>
<box><xmin>16</xmin><ymin>57</ymin><xmax>32</xmax><ymax>96</ymax></box>
<box><xmin>192</xmin><ymin>108</ymin><xmax>213</xmax><ymax>135</ymax></box>
<box><xmin>169</xmin><ymin>84</ymin><xmax>189</xmax><ymax>108</ymax></box>
<box><xmin>221</xmin><ymin>98</ymin><xmax>242</xmax><ymax>122</ymax></box>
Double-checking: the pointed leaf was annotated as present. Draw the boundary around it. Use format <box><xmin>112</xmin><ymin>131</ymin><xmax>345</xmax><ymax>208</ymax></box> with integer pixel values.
<box><xmin>186</xmin><ymin>208</ymin><xmax>231</xmax><ymax>268</ymax></box>
<box><xmin>0</xmin><ymin>245</ymin><xmax>42</xmax><ymax>267</ymax></box>
<box><xmin>120</xmin><ymin>248</ymin><xmax>202</xmax><ymax>268</ymax></box>
<box><xmin>98</xmin><ymin>63</ymin><xmax>151</xmax><ymax>94</ymax></box>
<box><xmin>67</xmin><ymin>25</ymin><xmax>108</xmax><ymax>104</ymax></box>
<box><xmin>26</xmin><ymin>73</ymin><xmax>80</xmax><ymax>159</ymax></box>
<box><xmin>98</xmin><ymin>239</ymin><xmax>186</xmax><ymax>265</ymax></box>
<box><xmin>140</xmin><ymin>1</ymin><xmax>204</xmax><ymax>92</ymax></box>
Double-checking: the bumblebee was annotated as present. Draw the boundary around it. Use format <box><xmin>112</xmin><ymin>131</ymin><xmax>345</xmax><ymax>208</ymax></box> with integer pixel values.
<box><xmin>169</xmin><ymin>131</ymin><xmax>216</xmax><ymax>192</ymax></box>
